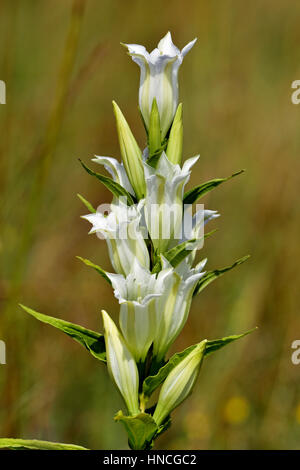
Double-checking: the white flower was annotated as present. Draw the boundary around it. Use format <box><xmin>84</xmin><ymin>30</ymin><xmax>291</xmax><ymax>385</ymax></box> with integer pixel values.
<box><xmin>82</xmin><ymin>199</ymin><xmax>149</xmax><ymax>276</ymax></box>
<box><xmin>144</xmin><ymin>151</ymin><xmax>199</xmax><ymax>253</ymax></box>
<box><xmin>153</xmin><ymin>257</ymin><xmax>207</xmax><ymax>363</ymax></box>
<box><xmin>125</xmin><ymin>32</ymin><xmax>197</xmax><ymax>138</ymax></box>
<box><xmin>107</xmin><ymin>260</ymin><xmax>171</xmax><ymax>362</ymax></box>
<box><xmin>179</xmin><ymin>207</ymin><xmax>220</xmax><ymax>268</ymax></box>
<box><xmin>153</xmin><ymin>340</ymin><xmax>207</xmax><ymax>425</ymax></box>
<box><xmin>101</xmin><ymin>310</ymin><xmax>140</xmax><ymax>415</ymax></box>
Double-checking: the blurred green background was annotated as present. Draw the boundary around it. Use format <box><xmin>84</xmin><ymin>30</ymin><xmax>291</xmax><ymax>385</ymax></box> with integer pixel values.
<box><xmin>1</xmin><ymin>0</ymin><xmax>300</xmax><ymax>450</ymax></box>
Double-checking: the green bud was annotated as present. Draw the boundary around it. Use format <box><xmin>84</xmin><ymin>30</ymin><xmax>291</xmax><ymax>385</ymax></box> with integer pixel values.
<box><xmin>112</xmin><ymin>101</ymin><xmax>146</xmax><ymax>199</ymax></box>
<box><xmin>148</xmin><ymin>98</ymin><xmax>162</xmax><ymax>157</ymax></box>
<box><xmin>166</xmin><ymin>103</ymin><xmax>183</xmax><ymax>165</ymax></box>
<box><xmin>102</xmin><ymin>310</ymin><xmax>140</xmax><ymax>415</ymax></box>
<box><xmin>153</xmin><ymin>340</ymin><xmax>207</xmax><ymax>425</ymax></box>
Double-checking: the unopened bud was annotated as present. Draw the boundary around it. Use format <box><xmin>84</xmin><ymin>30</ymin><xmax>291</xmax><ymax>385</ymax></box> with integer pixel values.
<box><xmin>112</xmin><ymin>101</ymin><xmax>146</xmax><ymax>199</ymax></box>
<box><xmin>102</xmin><ymin>310</ymin><xmax>140</xmax><ymax>415</ymax></box>
<box><xmin>166</xmin><ymin>103</ymin><xmax>183</xmax><ymax>165</ymax></box>
<box><xmin>153</xmin><ymin>340</ymin><xmax>207</xmax><ymax>425</ymax></box>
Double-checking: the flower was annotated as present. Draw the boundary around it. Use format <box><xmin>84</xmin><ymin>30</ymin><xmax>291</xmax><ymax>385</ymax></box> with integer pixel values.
<box><xmin>153</xmin><ymin>340</ymin><xmax>207</xmax><ymax>425</ymax></box>
<box><xmin>101</xmin><ymin>310</ymin><xmax>140</xmax><ymax>415</ymax></box>
<box><xmin>166</xmin><ymin>103</ymin><xmax>183</xmax><ymax>165</ymax></box>
<box><xmin>106</xmin><ymin>260</ymin><xmax>171</xmax><ymax>363</ymax></box>
<box><xmin>144</xmin><ymin>151</ymin><xmax>199</xmax><ymax>253</ymax></box>
<box><xmin>180</xmin><ymin>207</ymin><xmax>220</xmax><ymax>267</ymax></box>
<box><xmin>125</xmin><ymin>32</ymin><xmax>197</xmax><ymax>139</ymax></box>
<box><xmin>82</xmin><ymin>199</ymin><xmax>149</xmax><ymax>276</ymax></box>
<box><xmin>153</xmin><ymin>257</ymin><xmax>207</xmax><ymax>362</ymax></box>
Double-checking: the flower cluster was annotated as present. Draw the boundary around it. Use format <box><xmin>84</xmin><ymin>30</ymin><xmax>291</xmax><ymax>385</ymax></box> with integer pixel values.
<box><xmin>82</xmin><ymin>33</ymin><xmax>221</xmax><ymax>445</ymax></box>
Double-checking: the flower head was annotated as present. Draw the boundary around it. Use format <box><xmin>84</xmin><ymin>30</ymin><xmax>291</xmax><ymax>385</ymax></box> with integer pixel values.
<box><xmin>107</xmin><ymin>260</ymin><xmax>171</xmax><ymax>362</ymax></box>
<box><xmin>144</xmin><ymin>151</ymin><xmax>199</xmax><ymax>253</ymax></box>
<box><xmin>153</xmin><ymin>257</ymin><xmax>207</xmax><ymax>362</ymax></box>
<box><xmin>125</xmin><ymin>32</ymin><xmax>197</xmax><ymax>138</ymax></box>
<box><xmin>82</xmin><ymin>199</ymin><xmax>149</xmax><ymax>276</ymax></box>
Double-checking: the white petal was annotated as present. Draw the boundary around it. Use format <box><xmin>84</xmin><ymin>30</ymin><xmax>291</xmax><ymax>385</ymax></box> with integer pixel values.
<box><xmin>157</xmin><ymin>32</ymin><xmax>180</xmax><ymax>57</ymax></box>
<box><xmin>182</xmin><ymin>154</ymin><xmax>200</xmax><ymax>173</ymax></box>
<box><xmin>92</xmin><ymin>155</ymin><xmax>134</xmax><ymax>195</ymax></box>
<box><xmin>181</xmin><ymin>38</ymin><xmax>197</xmax><ymax>58</ymax></box>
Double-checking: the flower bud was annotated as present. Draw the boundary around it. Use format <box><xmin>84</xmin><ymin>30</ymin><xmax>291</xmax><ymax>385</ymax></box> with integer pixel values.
<box><xmin>101</xmin><ymin>310</ymin><xmax>140</xmax><ymax>415</ymax></box>
<box><xmin>153</xmin><ymin>340</ymin><xmax>207</xmax><ymax>425</ymax></box>
<box><xmin>112</xmin><ymin>101</ymin><xmax>146</xmax><ymax>199</ymax></box>
<box><xmin>166</xmin><ymin>103</ymin><xmax>183</xmax><ymax>165</ymax></box>
<box><xmin>148</xmin><ymin>98</ymin><xmax>162</xmax><ymax>158</ymax></box>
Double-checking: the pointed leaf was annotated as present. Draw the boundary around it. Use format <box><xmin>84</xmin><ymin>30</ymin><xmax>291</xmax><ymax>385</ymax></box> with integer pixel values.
<box><xmin>19</xmin><ymin>304</ymin><xmax>106</xmax><ymax>363</ymax></box>
<box><xmin>193</xmin><ymin>255</ymin><xmax>250</xmax><ymax>296</ymax></box>
<box><xmin>79</xmin><ymin>159</ymin><xmax>135</xmax><ymax>205</ymax></box>
<box><xmin>205</xmin><ymin>328</ymin><xmax>257</xmax><ymax>356</ymax></box>
<box><xmin>143</xmin><ymin>328</ymin><xmax>255</xmax><ymax>398</ymax></box>
<box><xmin>76</xmin><ymin>256</ymin><xmax>111</xmax><ymax>285</ymax></box>
<box><xmin>0</xmin><ymin>438</ymin><xmax>87</xmax><ymax>450</ymax></box>
<box><xmin>152</xmin><ymin>231</ymin><xmax>216</xmax><ymax>273</ymax></box>
<box><xmin>183</xmin><ymin>170</ymin><xmax>244</xmax><ymax>205</ymax></box>
<box><xmin>77</xmin><ymin>193</ymin><xmax>96</xmax><ymax>213</ymax></box>
<box><xmin>114</xmin><ymin>411</ymin><xmax>158</xmax><ymax>450</ymax></box>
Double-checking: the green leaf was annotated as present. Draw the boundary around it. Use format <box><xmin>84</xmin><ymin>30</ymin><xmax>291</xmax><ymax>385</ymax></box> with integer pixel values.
<box><xmin>79</xmin><ymin>159</ymin><xmax>135</xmax><ymax>205</ymax></box>
<box><xmin>152</xmin><ymin>231</ymin><xmax>216</xmax><ymax>273</ymax></box>
<box><xmin>183</xmin><ymin>170</ymin><xmax>244</xmax><ymax>205</ymax></box>
<box><xmin>146</xmin><ymin>143</ymin><xmax>166</xmax><ymax>168</ymax></box>
<box><xmin>0</xmin><ymin>438</ymin><xmax>87</xmax><ymax>450</ymax></box>
<box><xmin>76</xmin><ymin>256</ymin><xmax>111</xmax><ymax>285</ymax></box>
<box><xmin>19</xmin><ymin>304</ymin><xmax>106</xmax><ymax>363</ymax></box>
<box><xmin>77</xmin><ymin>193</ymin><xmax>96</xmax><ymax>213</ymax></box>
<box><xmin>143</xmin><ymin>328</ymin><xmax>256</xmax><ymax>398</ymax></box>
<box><xmin>205</xmin><ymin>328</ymin><xmax>258</xmax><ymax>356</ymax></box>
<box><xmin>193</xmin><ymin>255</ymin><xmax>250</xmax><ymax>296</ymax></box>
<box><xmin>114</xmin><ymin>411</ymin><xmax>158</xmax><ymax>450</ymax></box>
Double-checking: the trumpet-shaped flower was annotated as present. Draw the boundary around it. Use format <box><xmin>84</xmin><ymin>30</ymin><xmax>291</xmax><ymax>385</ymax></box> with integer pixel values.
<box><xmin>179</xmin><ymin>207</ymin><xmax>220</xmax><ymax>268</ymax></box>
<box><xmin>82</xmin><ymin>199</ymin><xmax>149</xmax><ymax>276</ymax></box>
<box><xmin>153</xmin><ymin>340</ymin><xmax>207</xmax><ymax>425</ymax></box>
<box><xmin>153</xmin><ymin>257</ymin><xmax>207</xmax><ymax>362</ymax></box>
<box><xmin>125</xmin><ymin>32</ymin><xmax>197</xmax><ymax>138</ymax></box>
<box><xmin>144</xmin><ymin>151</ymin><xmax>199</xmax><ymax>253</ymax></box>
<box><xmin>101</xmin><ymin>310</ymin><xmax>140</xmax><ymax>415</ymax></box>
<box><xmin>107</xmin><ymin>260</ymin><xmax>172</xmax><ymax>362</ymax></box>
